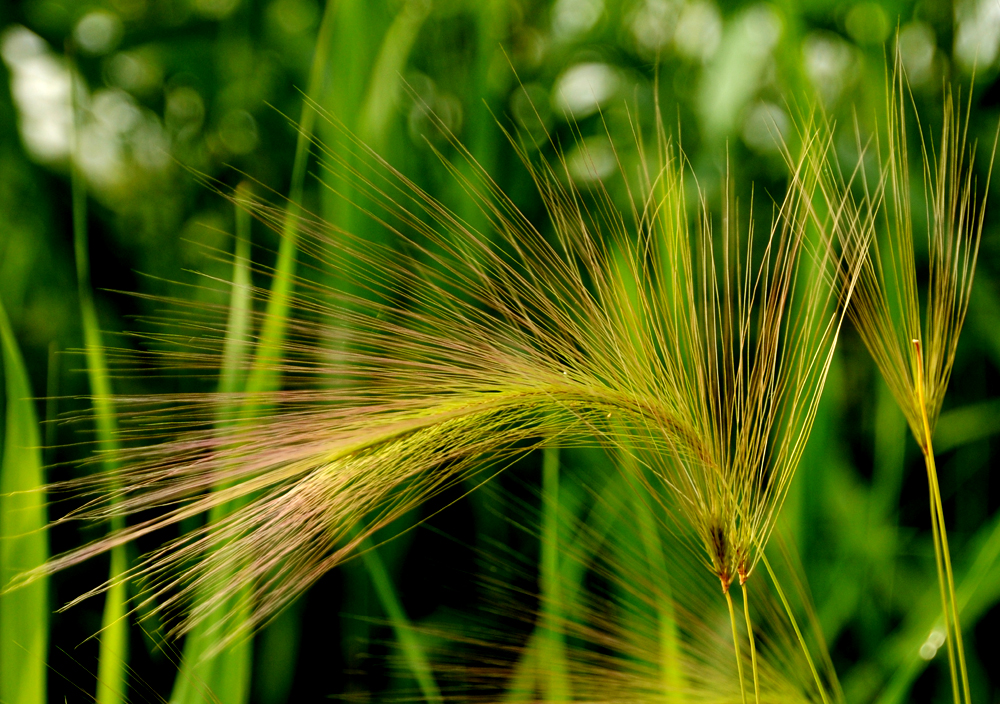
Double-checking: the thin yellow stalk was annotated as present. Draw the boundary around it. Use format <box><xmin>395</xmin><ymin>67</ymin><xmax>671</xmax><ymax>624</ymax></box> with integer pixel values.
<box><xmin>759</xmin><ymin>552</ymin><xmax>832</xmax><ymax>704</ymax></box>
<box><xmin>741</xmin><ymin>582</ymin><xmax>760</xmax><ymax>704</ymax></box>
<box><xmin>928</xmin><ymin>460</ymin><xmax>971</xmax><ymax>704</ymax></box>
<box><xmin>922</xmin><ymin>447</ymin><xmax>958</xmax><ymax>704</ymax></box>
<box><xmin>725</xmin><ymin>588</ymin><xmax>746</xmax><ymax>704</ymax></box>
<box><xmin>914</xmin><ymin>339</ymin><xmax>967</xmax><ymax>704</ymax></box>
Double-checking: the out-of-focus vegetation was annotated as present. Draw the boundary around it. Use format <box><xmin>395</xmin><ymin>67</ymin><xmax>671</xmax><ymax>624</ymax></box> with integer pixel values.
<box><xmin>1</xmin><ymin>0</ymin><xmax>999</xmax><ymax>702</ymax></box>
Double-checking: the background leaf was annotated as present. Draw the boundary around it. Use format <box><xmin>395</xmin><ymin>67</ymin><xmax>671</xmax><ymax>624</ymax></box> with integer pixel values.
<box><xmin>0</xmin><ymin>296</ymin><xmax>47</xmax><ymax>704</ymax></box>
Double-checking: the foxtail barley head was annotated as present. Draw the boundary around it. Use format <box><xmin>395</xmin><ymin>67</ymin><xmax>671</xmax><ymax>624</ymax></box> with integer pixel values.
<box><xmin>11</xmin><ymin>102</ymin><xmax>861</xmax><ymax>655</ymax></box>
<box><xmin>808</xmin><ymin>49</ymin><xmax>996</xmax><ymax>704</ymax></box>
<box><xmin>815</xmin><ymin>57</ymin><xmax>994</xmax><ymax>452</ymax></box>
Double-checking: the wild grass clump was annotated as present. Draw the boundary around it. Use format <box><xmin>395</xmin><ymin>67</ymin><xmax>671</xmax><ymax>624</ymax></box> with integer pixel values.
<box><xmin>4</xmin><ymin>90</ymin><xmax>875</xmax><ymax>702</ymax></box>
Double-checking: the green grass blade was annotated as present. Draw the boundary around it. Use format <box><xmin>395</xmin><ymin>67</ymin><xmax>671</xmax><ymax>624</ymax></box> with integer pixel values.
<box><xmin>254</xmin><ymin>601</ymin><xmax>303</xmax><ymax>704</ymax></box>
<box><xmin>230</xmin><ymin>187</ymin><xmax>302</xmax><ymax>704</ymax></box>
<box><xmin>242</xmin><ymin>0</ymin><xmax>336</xmax><ymax>401</ymax></box>
<box><xmin>502</xmin><ymin>447</ymin><xmax>574</xmax><ymax>702</ymax></box>
<box><xmin>219</xmin><ymin>184</ymin><xmax>254</xmax><ymax>402</ymax></box>
<box><xmin>71</xmin><ymin>107</ymin><xmax>128</xmax><ymax>704</ymax></box>
<box><xmin>870</xmin><ymin>378</ymin><xmax>907</xmax><ymax>528</ymax></box>
<box><xmin>355</xmin><ymin>530</ymin><xmax>441</xmax><ymax>704</ymax></box>
<box><xmin>633</xmin><ymin>481</ymin><xmax>685</xmax><ymax>700</ymax></box>
<box><xmin>970</xmin><ymin>283</ymin><xmax>1000</xmax><ymax>369</ymax></box>
<box><xmin>539</xmin><ymin>445</ymin><xmax>570</xmax><ymax>702</ymax></box>
<box><xmin>934</xmin><ymin>399</ymin><xmax>1000</xmax><ymax>453</ymax></box>
<box><xmin>0</xmin><ymin>297</ymin><xmax>48</xmax><ymax>704</ymax></box>
<box><xmin>356</xmin><ymin>0</ymin><xmax>429</xmax><ymax>149</ymax></box>
<box><xmin>502</xmin><ymin>633</ymin><xmax>538</xmax><ymax>703</ymax></box>
<box><xmin>171</xmin><ymin>186</ymin><xmax>257</xmax><ymax>704</ymax></box>
<box><xmin>451</xmin><ymin>0</ymin><xmax>506</xmax><ymax>242</ymax></box>
<box><xmin>172</xmin><ymin>2</ymin><xmax>338</xmax><ymax>699</ymax></box>
<box><xmin>505</xmin><ymin>454</ymin><xmax>617</xmax><ymax>703</ymax></box>
<box><xmin>316</xmin><ymin>3</ymin><xmax>441</xmax><ymax>695</ymax></box>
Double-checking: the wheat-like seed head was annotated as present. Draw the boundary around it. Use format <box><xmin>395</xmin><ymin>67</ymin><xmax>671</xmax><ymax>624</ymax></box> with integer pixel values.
<box><xmin>622</xmin><ymin>114</ymin><xmax>863</xmax><ymax>591</ymax></box>
<box><xmin>9</xmin><ymin>100</ymin><xmax>859</xmax><ymax>648</ymax></box>
<box><xmin>812</xmin><ymin>54</ymin><xmax>994</xmax><ymax>453</ymax></box>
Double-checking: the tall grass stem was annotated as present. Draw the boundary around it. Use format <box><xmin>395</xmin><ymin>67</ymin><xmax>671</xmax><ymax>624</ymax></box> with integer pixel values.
<box><xmin>914</xmin><ymin>340</ymin><xmax>969</xmax><ymax>704</ymax></box>
<box><xmin>70</xmin><ymin>55</ymin><xmax>129</xmax><ymax>704</ymax></box>
<box><xmin>759</xmin><ymin>553</ymin><xmax>832</xmax><ymax>704</ymax></box>
<box><xmin>741</xmin><ymin>582</ymin><xmax>760</xmax><ymax>704</ymax></box>
<box><xmin>725</xmin><ymin>589</ymin><xmax>746</xmax><ymax>704</ymax></box>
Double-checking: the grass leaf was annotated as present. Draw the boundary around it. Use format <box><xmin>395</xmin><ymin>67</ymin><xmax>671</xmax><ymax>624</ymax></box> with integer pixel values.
<box><xmin>0</xmin><ymin>297</ymin><xmax>48</xmax><ymax>704</ymax></box>
<box><xmin>170</xmin><ymin>0</ymin><xmax>339</xmax><ymax>695</ymax></box>
<box><xmin>539</xmin><ymin>444</ymin><xmax>570</xmax><ymax>702</ymax></box>
<box><xmin>356</xmin><ymin>528</ymin><xmax>442</xmax><ymax>704</ymax></box>
<box><xmin>934</xmin><ymin>399</ymin><xmax>1000</xmax><ymax>453</ymax></box>
<box><xmin>170</xmin><ymin>186</ymin><xmax>257</xmax><ymax>704</ymax></box>
<box><xmin>71</xmin><ymin>84</ymin><xmax>128</xmax><ymax>704</ymax></box>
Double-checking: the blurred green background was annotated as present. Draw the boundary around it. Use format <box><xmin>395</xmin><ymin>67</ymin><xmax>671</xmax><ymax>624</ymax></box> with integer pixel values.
<box><xmin>1</xmin><ymin>0</ymin><xmax>1000</xmax><ymax>702</ymax></box>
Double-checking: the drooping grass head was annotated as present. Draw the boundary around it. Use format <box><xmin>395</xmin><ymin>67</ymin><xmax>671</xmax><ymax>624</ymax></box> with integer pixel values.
<box><xmin>10</xmin><ymin>102</ymin><xmax>859</xmax><ymax>650</ymax></box>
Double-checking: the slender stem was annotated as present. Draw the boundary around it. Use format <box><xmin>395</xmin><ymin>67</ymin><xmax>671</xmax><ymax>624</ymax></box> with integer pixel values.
<box><xmin>913</xmin><ymin>340</ymin><xmax>968</xmax><ymax>704</ymax></box>
<box><xmin>725</xmin><ymin>589</ymin><xmax>747</xmax><ymax>704</ymax></box>
<box><xmin>759</xmin><ymin>553</ymin><xmax>832</xmax><ymax>704</ymax></box>
<box><xmin>741</xmin><ymin>582</ymin><xmax>760</xmax><ymax>704</ymax></box>
<box><xmin>925</xmin><ymin>446</ymin><xmax>971</xmax><ymax>704</ymax></box>
<box><xmin>923</xmin><ymin>449</ymin><xmax>960</xmax><ymax>704</ymax></box>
